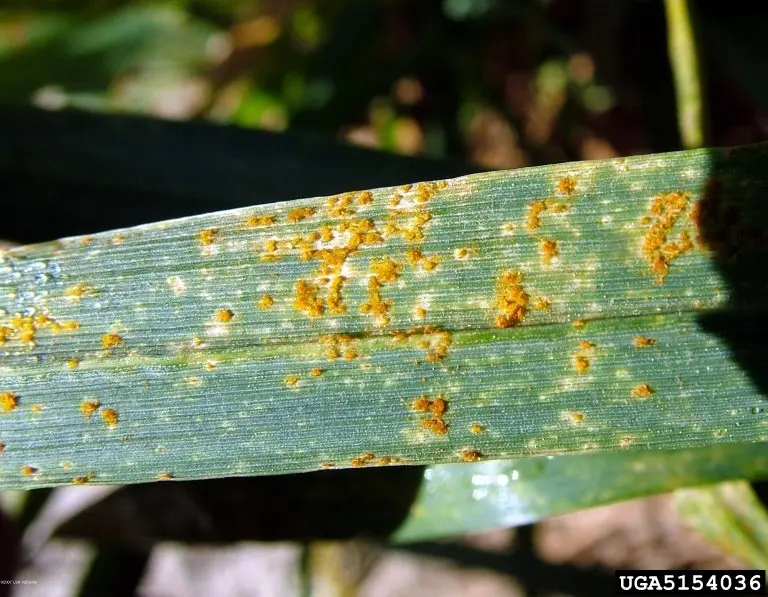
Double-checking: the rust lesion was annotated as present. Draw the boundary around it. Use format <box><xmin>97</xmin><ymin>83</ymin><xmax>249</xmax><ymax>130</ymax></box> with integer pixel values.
<box><xmin>1</xmin><ymin>391</ymin><xmax>19</xmax><ymax>413</ymax></box>
<box><xmin>641</xmin><ymin>191</ymin><xmax>695</xmax><ymax>284</ymax></box>
<box><xmin>495</xmin><ymin>270</ymin><xmax>529</xmax><ymax>328</ymax></box>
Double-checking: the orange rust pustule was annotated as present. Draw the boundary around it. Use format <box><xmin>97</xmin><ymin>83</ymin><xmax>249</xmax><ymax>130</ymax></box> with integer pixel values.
<box><xmin>526</xmin><ymin>200</ymin><xmax>548</xmax><ymax>232</ymax></box>
<box><xmin>370</xmin><ymin>258</ymin><xmax>403</xmax><ymax>283</ymax></box>
<box><xmin>578</xmin><ymin>340</ymin><xmax>596</xmax><ymax>350</ymax></box>
<box><xmin>287</xmin><ymin>207</ymin><xmax>316</xmax><ymax>223</ymax></box>
<box><xmin>73</xmin><ymin>472</ymin><xmax>94</xmax><ymax>485</ymax></box>
<box><xmin>420</xmin><ymin>417</ymin><xmax>449</xmax><ymax>435</ymax></box>
<box><xmin>0</xmin><ymin>312</ymin><xmax>80</xmax><ymax>347</ymax></box>
<box><xmin>460</xmin><ymin>449</ymin><xmax>483</xmax><ymax>462</ymax></box>
<box><xmin>557</xmin><ymin>176</ymin><xmax>577</xmax><ymax>196</ymax></box>
<box><xmin>495</xmin><ymin>270</ymin><xmax>529</xmax><ymax>328</ymax></box>
<box><xmin>351</xmin><ymin>452</ymin><xmax>376</xmax><ymax>467</ymax></box>
<box><xmin>294</xmin><ymin>280</ymin><xmax>324</xmax><ymax>318</ymax></box>
<box><xmin>633</xmin><ymin>336</ymin><xmax>656</xmax><ymax>348</ymax></box>
<box><xmin>539</xmin><ymin>238</ymin><xmax>559</xmax><ymax>265</ymax></box>
<box><xmin>642</xmin><ymin>191</ymin><xmax>694</xmax><ymax>284</ymax></box>
<box><xmin>157</xmin><ymin>472</ymin><xmax>175</xmax><ymax>480</ymax></box>
<box><xmin>199</xmin><ymin>228</ymin><xmax>218</xmax><ymax>246</ymax></box>
<box><xmin>469</xmin><ymin>423</ymin><xmax>485</xmax><ymax>434</ymax></box>
<box><xmin>258</xmin><ymin>294</ymin><xmax>274</xmax><ymax>309</ymax></box>
<box><xmin>79</xmin><ymin>399</ymin><xmax>101</xmax><ymax>420</ymax></box>
<box><xmin>320</xmin><ymin>334</ymin><xmax>358</xmax><ymax>360</ymax></box>
<box><xmin>214</xmin><ymin>308</ymin><xmax>234</xmax><ymax>323</ymax></box>
<box><xmin>573</xmin><ymin>355</ymin><xmax>590</xmax><ymax>374</ymax></box>
<box><xmin>569</xmin><ymin>411</ymin><xmax>586</xmax><ymax>424</ymax></box>
<box><xmin>0</xmin><ymin>441</ymin><xmax>4</xmax><ymax>452</ymax></box>
<box><xmin>631</xmin><ymin>383</ymin><xmax>654</xmax><ymax>398</ymax></box>
<box><xmin>1</xmin><ymin>392</ymin><xmax>18</xmax><ymax>413</ymax></box>
<box><xmin>246</xmin><ymin>215</ymin><xmax>276</xmax><ymax>227</ymax></box>
<box><xmin>101</xmin><ymin>408</ymin><xmax>119</xmax><ymax>427</ymax></box>
<box><xmin>21</xmin><ymin>465</ymin><xmax>38</xmax><ymax>476</ymax></box>
<box><xmin>101</xmin><ymin>332</ymin><xmax>122</xmax><ymax>349</ymax></box>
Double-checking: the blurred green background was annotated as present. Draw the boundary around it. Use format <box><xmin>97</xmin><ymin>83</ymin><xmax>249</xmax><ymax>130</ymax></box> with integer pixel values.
<box><xmin>1</xmin><ymin>0</ymin><xmax>765</xmax><ymax>170</ymax></box>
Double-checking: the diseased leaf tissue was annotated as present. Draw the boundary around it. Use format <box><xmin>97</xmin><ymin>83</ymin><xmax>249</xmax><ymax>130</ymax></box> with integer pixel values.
<box><xmin>0</xmin><ymin>145</ymin><xmax>766</xmax><ymax>489</ymax></box>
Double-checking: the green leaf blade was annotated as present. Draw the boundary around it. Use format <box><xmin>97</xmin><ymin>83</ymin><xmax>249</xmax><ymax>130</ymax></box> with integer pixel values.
<box><xmin>1</xmin><ymin>143</ymin><xmax>766</xmax><ymax>489</ymax></box>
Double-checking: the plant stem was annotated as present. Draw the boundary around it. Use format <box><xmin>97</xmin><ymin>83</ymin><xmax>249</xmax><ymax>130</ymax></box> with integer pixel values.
<box><xmin>664</xmin><ymin>0</ymin><xmax>707</xmax><ymax>149</ymax></box>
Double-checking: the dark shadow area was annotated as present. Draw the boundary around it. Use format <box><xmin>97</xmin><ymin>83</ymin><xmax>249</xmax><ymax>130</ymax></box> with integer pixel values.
<box><xmin>54</xmin><ymin>466</ymin><xmax>424</xmax><ymax>549</ymax></box>
<box><xmin>696</xmin><ymin>145</ymin><xmax>768</xmax><ymax>403</ymax></box>
<box><xmin>0</xmin><ymin>508</ymin><xmax>21</xmax><ymax>597</ymax></box>
<box><xmin>0</xmin><ymin>106</ymin><xmax>476</xmax><ymax>243</ymax></box>
<box><xmin>77</xmin><ymin>547</ymin><xmax>151</xmax><ymax>597</ymax></box>
<box><xmin>401</xmin><ymin>525</ymin><xmax>615</xmax><ymax>597</ymax></box>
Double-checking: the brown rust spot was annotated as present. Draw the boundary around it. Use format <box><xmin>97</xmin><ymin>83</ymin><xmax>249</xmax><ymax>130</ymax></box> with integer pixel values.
<box><xmin>320</xmin><ymin>334</ymin><xmax>358</xmax><ymax>360</ymax></box>
<box><xmin>495</xmin><ymin>270</ymin><xmax>529</xmax><ymax>328</ymax></box>
<box><xmin>294</xmin><ymin>280</ymin><xmax>324</xmax><ymax>318</ymax></box>
<box><xmin>631</xmin><ymin>383</ymin><xmax>654</xmax><ymax>398</ymax></box>
<box><xmin>421</xmin><ymin>254</ymin><xmax>440</xmax><ymax>271</ymax></box>
<box><xmin>351</xmin><ymin>452</ymin><xmax>376</xmax><ymax>467</ymax></box>
<box><xmin>460</xmin><ymin>449</ymin><xmax>483</xmax><ymax>462</ymax></box>
<box><xmin>411</xmin><ymin>396</ymin><xmax>432</xmax><ymax>412</ymax></box>
<box><xmin>0</xmin><ymin>441</ymin><xmax>4</xmax><ymax>453</ymax></box>
<box><xmin>1</xmin><ymin>392</ymin><xmax>18</xmax><ymax>413</ymax></box>
<box><xmin>101</xmin><ymin>408</ymin><xmax>119</xmax><ymax>427</ymax></box>
<box><xmin>80</xmin><ymin>398</ymin><xmax>101</xmax><ymax>420</ymax></box>
<box><xmin>357</xmin><ymin>191</ymin><xmax>374</xmax><ymax>205</ymax></box>
<box><xmin>370</xmin><ymin>258</ymin><xmax>403</xmax><ymax>283</ymax></box>
<box><xmin>287</xmin><ymin>207</ymin><xmax>316</xmax><ymax>223</ymax></box>
<box><xmin>633</xmin><ymin>336</ymin><xmax>656</xmax><ymax>348</ymax></box>
<box><xmin>246</xmin><ymin>215</ymin><xmax>276</xmax><ymax>227</ymax></box>
<box><xmin>573</xmin><ymin>355</ymin><xmax>590</xmax><ymax>374</ymax></box>
<box><xmin>405</xmin><ymin>248</ymin><xmax>424</xmax><ymax>267</ymax></box>
<box><xmin>73</xmin><ymin>472</ymin><xmax>95</xmax><ymax>485</ymax></box>
<box><xmin>557</xmin><ymin>176</ymin><xmax>577</xmax><ymax>196</ymax></box>
<box><xmin>526</xmin><ymin>200</ymin><xmax>548</xmax><ymax>231</ymax></box>
<box><xmin>199</xmin><ymin>228</ymin><xmax>219</xmax><ymax>246</ymax></box>
<box><xmin>429</xmin><ymin>397</ymin><xmax>448</xmax><ymax>417</ymax></box>
<box><xmin>101</xmin><ymin>332</ymin><xmax>122</xmax><ymax>349</ymax></box>
<box><xmin>21</xmin><ymin>465</ymin><xmax>38</xmax><ymax>476</ymax></box>
<box><xmin>539</xmin><ymin>238</ymin><xmax>559</xmax><ymax>265</ymax></box>
<box><xmin>419</xmin><ymin>417</ymin><xmax>449</xmax><ymax>435</ymax></box>
<box><xmin>214</xmin><ymin>308</ymin><xmax>234</xmax><ymax>323</ymax></box>
<box><xmin>157</xmin><ymin>472</ymin><xmax>175</xmax><ymax>480</ymax></box>
<box><xmin>642</xmin><ymin>191</ymin><xmax>694</xmax><ymax>284</ymax></box>
<box><xmin>319</xmin><ymin>462</ymin><xmax>335</xmax><ymax>469</ymax></box>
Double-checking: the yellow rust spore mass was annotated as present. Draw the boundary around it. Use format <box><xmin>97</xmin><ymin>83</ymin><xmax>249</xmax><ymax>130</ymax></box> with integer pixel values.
<box><xmin>495</xmin><ymin>271</ymin><xmax>529</xmax><ymax>328</ymax></box>
<box><xmin>642</xmin><ymin>191</ymin><xmax>695</xmax><ymax>284</ymax></box>
<box><xmin>1</xmin><ymin>392</ymin><xmax>18</xmax><ymax>413</ymax></box>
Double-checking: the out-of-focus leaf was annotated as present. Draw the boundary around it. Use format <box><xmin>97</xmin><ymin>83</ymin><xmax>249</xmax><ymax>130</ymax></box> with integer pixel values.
<box><xmin>674</xmin><ymin>480</ymin><xmax>768</xmax><ymax>569</ymax></box>
<box><xmin>0</xmin><ymin>142</ymin><xmax>767</xmax><ymax>489</ymax></box>
<box><xmin>393</xmin><ymin>444</ymin><xmax>768</xmax><ymax>542</ymax></box>
<box><xmin>0</xmin><ymin>107</ymin><xmax>474</xmax><ymax>243</ymax></box>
